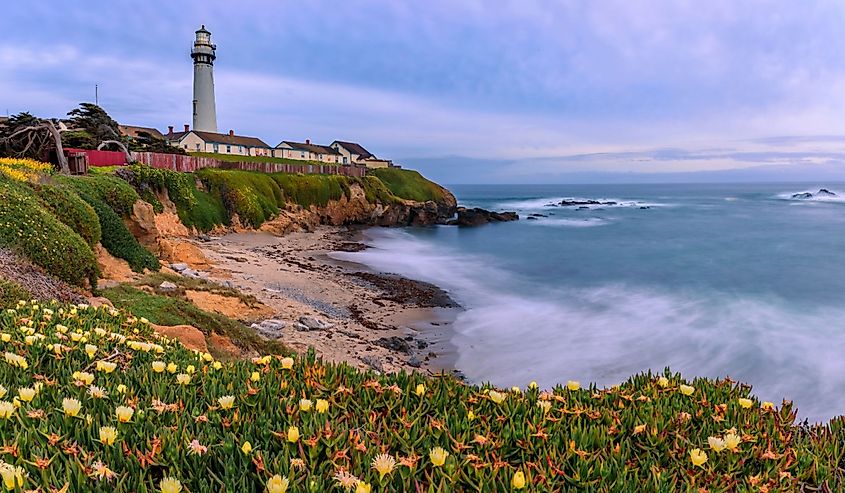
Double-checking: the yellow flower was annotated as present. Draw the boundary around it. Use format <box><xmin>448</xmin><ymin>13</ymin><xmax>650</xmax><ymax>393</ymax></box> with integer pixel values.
<box><xmin>0</xmin><ymin>334</ymin><xmax>9</xmax><ymax>343</ymax></box>
<box><xmin>512</xmin><ymin>470</ymin><xmax>526</xmax><ymax>489</ymax></box>
<box><xmin>528</xmin><ymin>381</ymin><xmax>538</xmax><ymax>389</ymax></box>
<box><xmin>96</xmin><ymin>361</ymin><xmax>117</xmax><ymax>373</ymax></box>
<box><xmin>99</xmin><ymin>426</ymin><xmax>118</xmax><ymax>445</ymax></box>
<box><xmin>657</xmin><ymin>377</ymin><xmax>669</xmax><ymax>388</ymax></box>
<box><xmin>281</xmin><ymin>357</ymin><xmax>294</xmax><ymax>369</ymax></box>
<box><xmin>241</xmin><ymin>441</ymin><xmax>253</xmax><ymax>455</ymax></box>
<box><xmin>251</xmin><ymin>371</ymin><xmax>260</xmax><ymax>382</ymax></box>
<box><xmin>115</xmin><ymin>406</ymin><xmax>134</xmax><ymax>423</ymax></box>
<box><xmin>429</xmin><ymin>446</ymin><xmax>449</xmax><ymax>467</ymax></box>
<box><xmin>467</xmin><ymin>410</ymin><xmax>476</xmax><ymax>421</ymax></box>
<box><xmin>176</xmin><ymin>374</ymin><xmax>191</xmax><ymax>385</ymax></box>
<box><xmin>689</xmin><ymin>448</ymin><xmax>708</xmax><ymax>467</ymax></box>
<box><xmin>73</xmin><ymin>371</ymin><xmax>95</xmax><ymax>385</ymax></box>
<box><xmin>218</xmin><ymin>395</ymin><xmax>235</xmax><ymax>410</ymax></box>
<box><xmin>738</xmin><ymin>398</ymin><xmax>753</xmax><ymax>409</ymax></box>
<box><xmin>84</xmin><ymin>344</ymin><xmax>98</xmax><ymax>359</ymax></box>
<box><xmin>116</xmin><ymin>384</ymin><xmax>127</xmax><ymax>394</ymax></box>
<box><xmin>140</xmin><ymin>317</ymin><xmax>149</xmax><ymax>324</ymax></box>
<box><xmin>70</xmin><ymin>332</ymin><xmax>83</xmax><ymax>342</ymax></box>
<box><xmin>201</xmin><ymin>352</ymin><xmax>213</xmax><ymax>362</ymax></box>
<box><xmin>371</xmin><ymin>453</ymin><xmax>396</xmax><ymax>479</ymax></box>
<box><xmin>167</xmin><ymin>362</ymin><xmax>178</xmax><ymax>373</ymax></box>
<box><xmin>316</xmin><ymin>399</ymin><xmax>329</xmax><ymax>413</ymax></box>
<box><xmin>537</xmin><ymin>401</ymin><xmax>551</xmax><ymax>413</ymax></box>
<box><xmin>0</xmin><ymin>401</ymin><xmax>14</xmax><ymax>419</ymax></box>
<box><xmin>566</xmin><ymin>380</ymin><xmax>580</xmax><ymax>391</ymax></box>
<box><xmin>62</xmin><ymin>398</ymin><xmax>81</xmax><ymax>417</ymax></box>
<box><xmin>511</xmin><ymin>386</ymin><xmax>521</xmax><ymax>393</ymax></box>
<box><xmin>152</xmin><ymin>361</ymin><xmax>166</xmax><ymax>373</ymax></box>
<box><xmin>415</xmin><ymin>384</ymin><xmax>426</xmax><ymax>396</ymax></box>
<box><xmin>488</xmin><ymin>390</ymin><xmax>506</xmax><ymax>404</ymax></box>
<box><xmin>724</xmin><ymin>432</ymin><xmax>741</xmax><ymax>451</ymax></box>
<box><xmin>17</xmin><ymin>387</ymin><xmax>35</xmax><ymax>402</ymax></box>
<box><xmin>299</xmin><ymin>399</ymin><xmax>313</xmax><ymax>412</ymax></box>
<box><xmin>0</xmin><ymin>462</ymin><xmax>25</xmax><ymax>490</ymax></box>
<box><xmin>266</xmin><ymin>474</ymin><xmax>289</xmax><ymax>493</ymax></box>
<box><xmin>355</xmin><ymin>482</ymin><xmax>371</xmax><ymax>493</ymax></box>
<box><xmin>708</xmin><ymin>436</ymin><xmax>726</xmax><ymax>452</ymax></box>
<box><xmin>0</xmin><ymin>386</ymin><xmax>5</xmax><ymax>399</ymax></box>
<box><xmin>160</xmin><ymin>477</ymin><xmax>182</xmax><ymax>493</ymax></box>
<box><xmin>186</xmin><ymin>365</ymin><xmax>196</xmax><ymax>375</ymax></box>
<box><xmin>287</xmin><ymin>426</ymin><xmax>300</xmax><ymax>443</ymax></box>
<box><xmin>761</xmin><ymin>401</ymin><xmax>775</xmax><ymax>411</ymax></box>
<box><xmin>679</xmin><ymin>384</ymin><xmax>695</xmax><ymax>396</ymax></box>
<box><xmin>212</xmin><ymin>361</ymin><xmax>223</xmax><ymax>370</ymax></box>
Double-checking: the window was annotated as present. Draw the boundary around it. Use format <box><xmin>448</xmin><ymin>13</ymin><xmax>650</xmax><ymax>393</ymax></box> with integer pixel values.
<box><xmin>183</xmin><ymin>145</ymin><xmax>188</xmax><ymax>149</ymax></box>
<box><xmin>343</xmin><ymin>157</ymin><xmax>348</xmax><ymax>164</ymax></box>
<box><xmin>301</xmin><ymin>152</ymin><xmax>305</xmax><ymax>158</ymax></box>
<box><xmin>226</xmin><ymin>145</ymin><xmax>231</xmax><ymax>153</ymax></box>
<box><xmin>195</xmin><ymin>144</ymin><xmax>201</xmax><ymax>150</ymax></box>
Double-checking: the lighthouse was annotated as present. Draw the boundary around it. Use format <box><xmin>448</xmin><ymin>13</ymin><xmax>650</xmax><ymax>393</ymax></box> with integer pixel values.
<box><xmin>191</xmin><ymin>25</ymin><xmax>218</xmax><ymax>133</ymax></box>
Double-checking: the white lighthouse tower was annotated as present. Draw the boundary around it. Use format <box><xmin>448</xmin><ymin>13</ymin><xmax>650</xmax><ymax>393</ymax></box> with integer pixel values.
<box><xmin>191</xmin><ymin>25</ymin><xmax>218</xmax><ymax>133</ymax></box>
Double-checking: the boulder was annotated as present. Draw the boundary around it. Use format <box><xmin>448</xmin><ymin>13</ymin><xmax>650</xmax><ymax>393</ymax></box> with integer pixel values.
<box><xmin>151</xmin><ymin>323</ymin><xmax>208</xmax><ymax>352</ymax></box>
<box><xmin>298</xmin><ymin>316</ymin><xmax>334</xmax><ymax>330</ymax></box>
<box><xmin>818</xmin><ymin>189</ymin><xmax>837</xmax><ymax>196</ymax></box>
<box><xmin>125</xmin><ymin>200</ymin><xmax>161</xmax><ymax>255</ymax></box>
<box><xmin>375</xmin><ymin>336</ymin><xmax>411</xmax><ymax>353</ymax></box>
<box><xmin>251</xmin><ymin>319</ymin><xmax>287</xmax><ymax>339</ymax></box>
<box><xmin>157</xmin><ymin>281</ymin><xmax>178</xmax><ymax>292</ymax></box>
<box><xmin>446</xmin><ymin>207</ymin><xmax>519</xmax><ymax>226</ymax></box>
<box><xmin>792</xmin><ymin>192</ymin><xmax>814</xmax><ymax>199</ymax></box>
<box><xmin>170</xmin><ymin>263</ymin><xmax>189</xmax><ymax>272</ymax></box>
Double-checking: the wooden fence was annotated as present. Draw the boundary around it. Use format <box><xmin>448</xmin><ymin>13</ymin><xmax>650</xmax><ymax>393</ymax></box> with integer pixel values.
<box><xmin>63</xmin><ymin>148</ymin><xmax>367</xmax><ymax>177</ymax></box>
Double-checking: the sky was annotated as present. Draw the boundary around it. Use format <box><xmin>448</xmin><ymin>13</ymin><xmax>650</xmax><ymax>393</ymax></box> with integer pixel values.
<box><xmin>2</xmin><ymin>1</ymin><xmax>845</xmax><ymax>184</ymax></box>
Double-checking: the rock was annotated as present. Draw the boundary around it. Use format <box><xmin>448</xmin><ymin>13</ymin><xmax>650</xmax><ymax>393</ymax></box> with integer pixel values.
<box><xmin>159</xmin><ymin>240</ymin><xmax>210</xmax><ymax>269</ymax></box>
<box><xmin>293</xmin><ymin>322</ymin><xmax>311</xmax><ymax>332</ymax></box>
<box><xmin>86</xmin><ymin>296</ymin><xmax>114</xmax><ymax>308</ymax></box>
<box><xmin>181</xmin><ymin>268</ymin><xmax>200</xmax><ymax>279</ymax></box>
<box><xmin>792</xmin><ymin>192</ymin><xmax>814</xmax><ymax>199</ymax></box>
<box><xmin>208</xmin><ymin>332</ymin><xmax>244</xmax><ymax>358</ymax></box>
<box><xmin>375</xmin><ymin>336</ymin><xmax>411</xmax><ymax>353</ymax></box>
<box><xmin>558</xmin><ymin>199</ymin><xmax>617</xmax><ymax>207</ymax></box>
<box><xmin>408</xmin><ymin>355</ymin><xmax>422</xmax><ymax>368</ymax></box>
<box><xmin>170</xmin><ymin>263</ymin><xmax>189</xmax><ymax>272</ymax></box>
<box><xmin>252</xmin><ymin>319</ymin><xmax>287</xmax><ymax>339</ymax></box>
<box><xmin>818</xmin><ymin>189</ymin><xmax>837</xmax><ymax>196</ymax></box>
<box><xmin>151</xmin><ymin>324</ymin><xmax>208</xmax><ymax>352</ymax></box>
<box><xmin>416</xmin><ymin>339</ymin><xmax>429</xmax><ymax>349</ymax></box>
<box><xmin>157</xmin><ymin>281</ymin><xmax>178</xmax><ymax>292</ymax></box>
<box><xmin>221</xmin><ymin>280</ymin><xmax>234</xmax><ymax>289</ymax></box>
<box><xmin>298</xmin><ymin>316</ymin><xmax>334</xmax><ymax>330</ymax></box>
<box><xmin>361</xmin><ymin>356</ymin><xmax>384</xmax><ymax>373</ymax></box>
<box><xmin>446</xmin><ymin>207</ymin><xmax>519</xmax><ymax>226</ymax></box>
<box><xmin>526</xmin><ymin>217</ymin><xmax>538</xmax><ymax>221</ymax></box>
<box><xmin>125</xmin><ymin>200</ymin><xmax>161</xmax><ymax>255</ymax></box>
<box><xmin>529</xmin><ymin>213</ymin><xmax>548</xmax><ymax>217</ymax></box>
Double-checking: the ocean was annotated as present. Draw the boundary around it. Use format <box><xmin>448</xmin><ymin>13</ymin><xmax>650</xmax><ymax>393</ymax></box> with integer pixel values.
<box><xmin>334</xmin><ymin>183</ymin><xmax>845</xmax><ymax>423</ymax></box>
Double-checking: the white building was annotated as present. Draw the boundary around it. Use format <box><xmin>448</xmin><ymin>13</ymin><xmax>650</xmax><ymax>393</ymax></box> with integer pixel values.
<box><xmin>191</xmin><ymin>25</ymin><xmax>218</xmax><ymax>133</ymax></box>
<box><xmin>274</xmin><ymin>140</ymin><xmax>341</xmax><ymax>163</ymax></box>
<box><xmin>166</xmin><ymin>125</ymin><xmax>272</xmax><ymax>156</ymax></box>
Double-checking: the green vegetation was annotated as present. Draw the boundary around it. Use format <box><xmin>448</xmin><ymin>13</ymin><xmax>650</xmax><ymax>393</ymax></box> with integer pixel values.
<box><xmin>34</xmin><ymin>183</ymin><xmax>101</xmax><ymax>247</ymax></box>
<box><xmin>83</xmin><ymin>196</ymin><xmax>159</xmax><ymax>273</ymax></box>
<box><xmin>178</xmin><ymin>180</ymin><xmax>230</xmax><ymax>231</ymax></box>
<box><xmin>0</xmin><ymin>302</ymin><xmax>843</xmax><ymax>491</ymax></box>
<box><xmin>101</xmin><ymin>284</ymin><xmax>283</xmax><ymax>356</ymax></box>
<box><xmin>191</xmin><ymin>151</ymin><xmax>336</xmax><ymax>167</ymax></box>
<box><xmin>0</xmin><ymin>278</ymin><xmax>30</xmax><ymax>307</ymax></box>
<box><xmin>135</xmin><ymin>271</ymin><xmax>261</xmax><ymax>306</ymax></box>
<box><xmin>271</xmin><ymin>173</ymin><xmax>350</xmax><ymax>207</ymax></box>
<box><xmin>369</xmin><ymin>167</ymin><xmax>448</xmax><ymax>203</ymax></box>
<box><xmin>0</xmin><ymin>177</ymin><xmax>98</xmax><ymax>288</ymax></box>
<box><xmin>55</xmin><ymin>173</ymin><xmax>140</xmax><ymax>217</ymax></box>
<box><xmin>195</xmin><ymin>168</ymin><xmax>284</xmax><ymax>228</ymax></box>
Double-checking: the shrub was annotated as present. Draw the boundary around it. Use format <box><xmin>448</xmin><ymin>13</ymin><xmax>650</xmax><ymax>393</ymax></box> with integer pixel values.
<box><xmin>118</xmin><ymin>164</ymin><xmax>198</xmax><ymax>211</ymax></box>
<box><xmin>0</xmin><ymin>278</ymin><xmax>31</xmax><ymax>307</ymax></box>
<box><xmin>80</xmin><ymin>195</ymin><xmax>159</xmax><ymax>273</ymax></box>
<box><xmin>34</xmin><ymin>183</ymin><xmax>101</xmax><ymax>247</ymax></box>
<box><xmin>369</xmin><ymin>168</ymin><xmax>447</xmax><ymax>203</ymax></box>
<box><xmin>0</xmin><ymin>157</ymin><xmax>53</xmax><ymax>182</ymax></box>
<box><xmin>0</xmin><ymin>178</ymin><xmax>98</xmax><ymax>287</ymax></box>
<box><xmin>55</xmin><ymin>174</ymin><xmax>140</xmax><ymax>217</ymax></box>
<box><xmin>196</xmin><ymin>168</ymin><xmax>284</xmax><ymax>227</ymax></box>
<box><xmin>271</xmin><ymin>173</ymin><xmax>350</xmax><ymax>208</ymax></box>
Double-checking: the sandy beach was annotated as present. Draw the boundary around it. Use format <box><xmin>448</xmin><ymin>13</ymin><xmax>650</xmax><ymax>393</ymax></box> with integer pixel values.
<box><xmin>189</xmin><ymin>226</ymin><xmax>461</xmax><ymax>376</ymax></box>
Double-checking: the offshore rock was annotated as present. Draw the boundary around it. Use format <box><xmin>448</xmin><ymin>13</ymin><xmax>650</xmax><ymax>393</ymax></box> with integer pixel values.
<box><xmin>446</xmin><ymin>207</ymin><xmax>519</xmax><ymax>226</ymax></box>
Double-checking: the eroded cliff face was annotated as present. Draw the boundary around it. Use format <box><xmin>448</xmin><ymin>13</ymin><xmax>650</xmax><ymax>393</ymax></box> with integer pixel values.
<box><xmin>258</xmin><ymin>183</ymin><xmax>457</xmax><ymax>236</ymax></box>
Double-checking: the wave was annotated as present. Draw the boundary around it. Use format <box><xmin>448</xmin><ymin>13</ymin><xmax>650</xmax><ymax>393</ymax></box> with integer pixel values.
<box><xmin>497</xmin><ymin>196</ymin><xmax>671</xmax><ymax>210</ymax></box>
<box><xmin>776</xmin><ymin>188</ymin><xmax>845</xmax><ymax>203</ymax></box>
<box><xmin>333</xmin><ymin>227</ymin><xmax>845</xmax><ymax>423</ymax></box>
<box><xmin>527</xmin><ymin>217</ymin><xmax>610</xmax><ymax>228</ymax></box>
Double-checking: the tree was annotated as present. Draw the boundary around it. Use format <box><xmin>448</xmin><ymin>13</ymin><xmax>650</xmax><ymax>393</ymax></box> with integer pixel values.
<box><xmin>66</xmin><ymin>103</ymin><xmax>131</xmax><ymax>164</ymax></box>
<box><xmin>0</xmin><ymin>112</ymin><xmax>69</xmax><ymax>173</ymax></box>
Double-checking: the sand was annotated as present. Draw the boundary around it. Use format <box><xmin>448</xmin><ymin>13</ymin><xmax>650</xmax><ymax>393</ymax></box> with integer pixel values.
<box><xmin>188</xmin><ymin>227</ymin><xmax>460</xmax><ymax>376</ymax></box>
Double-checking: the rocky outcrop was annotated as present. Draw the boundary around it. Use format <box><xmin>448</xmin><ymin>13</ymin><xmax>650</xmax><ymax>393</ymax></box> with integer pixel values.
<box><xmin>446</xmin><ymin>207</ymin><xmax>519</xmax><ymax>226</ymax></box>
<box><xmin>125</xmin><ymin>200</ymin><xmax>161</xmax><ymax>255</ymax></box>
<box><xmin>792</xmin><ymin>189</ymin><xmax>837</xmax><ymax>199</ymax></box>
<box><xmin>151</xmin><ymin>323</ymin><xmax>208</xmax><ymax>352</ymax></box>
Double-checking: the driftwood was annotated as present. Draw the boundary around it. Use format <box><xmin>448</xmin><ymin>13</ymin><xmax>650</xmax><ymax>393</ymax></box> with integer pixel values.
<box><xmin>97</xmin><ymin>140</ymin><xmax>132</xmax><ymax>164</ymax></box>
<box><xmin>1</xmin><ymin>122</ymin><xmax>69</xmax><ymax>173</ymax></box>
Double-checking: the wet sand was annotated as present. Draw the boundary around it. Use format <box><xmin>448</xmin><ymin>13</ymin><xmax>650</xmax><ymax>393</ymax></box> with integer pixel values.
<box><xmin>191</xmin><ymin>226</ymin><xmax>461</xmax><ymax>376</ymax></box>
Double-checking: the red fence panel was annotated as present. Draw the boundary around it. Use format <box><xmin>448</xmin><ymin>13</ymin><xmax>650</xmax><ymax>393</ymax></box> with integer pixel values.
<box><xmin>64</xmin><ymin>148</ymin><xmax>127</xmax><ymax>167</ymax></box>
<box><xmin>129</xmin><ymin>152</ymin><xmax>367</xmax><ymax>177</ymax></box>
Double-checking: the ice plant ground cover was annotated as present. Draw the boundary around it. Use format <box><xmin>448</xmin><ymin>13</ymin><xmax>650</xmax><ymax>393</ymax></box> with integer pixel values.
<box><xmin>0</xmin><ymin>302</ymin><xmax>842</xmax><ymax>491</ymax></box>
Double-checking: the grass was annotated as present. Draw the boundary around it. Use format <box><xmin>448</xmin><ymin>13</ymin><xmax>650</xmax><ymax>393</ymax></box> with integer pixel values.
<box><xmin>191</xmin><ymin>151</ymin><xmax>338</xmax><ymax>167</ymax></box>
<box><xmin>135</xmin><ymin>271</ymin><xmax>261</xmax><ymax>306</ymax></box>
<box><xmin>0</xmin><ymin>278</ymin><xmax>30</xmax><ymax>307</ymax></box>
<box><xmin>271</xmin><ymin>173</ymin><xmax>351</xmax><ymax>208</ymax></box>
<box><xmin>100</xmin><ymin>284</ymin><xmax>283</xmax><ymax>356</ymax></box>
<box><xmin>33</xmin><ymin>183</ymin><xmax>102</xmax><ymax>248</ymax></box>
<box><xmin>369</xmin><ymin>168</ymin><xmax>448</xmax><ymax>203</ymax></box>
<box><xmin>195</xmin><ymin>168</ymin><xmax>284</xmax><ymax>228</ymax></box>
<box><xmin>0</xmin><ymin>302</ymin><xmax>843</xmax><ymax>491</ymax></box>
<box><xmin>0</xmin><ymin>177</ymin><xmax>98</xmax><ymax>288</ymax></box>
<box><xmin>55</xmin><ymin>174</ymin><xmax>141</xmax><ymax>217</ymax></box>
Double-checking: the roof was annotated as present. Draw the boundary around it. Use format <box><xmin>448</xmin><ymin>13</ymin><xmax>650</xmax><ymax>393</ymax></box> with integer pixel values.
<box><xmin>119</xmin><ymin>125</ymin><xmax>165</xmax><ymax>140</ymax></box>
<box><xmin>331</xmin><ymin>141</ymin><xmax>374</xmax><ymax>160</ymax></box>
<box><xmin>166</xmin><ymin>130</ymin><xmax>270</xmax><ymax>148</ymax></box>
<box><xmin>277</xmin><ymin>141</ymin><xmax>340</xmax><ymax>155</ymax></box>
